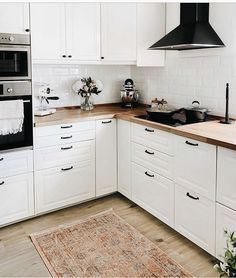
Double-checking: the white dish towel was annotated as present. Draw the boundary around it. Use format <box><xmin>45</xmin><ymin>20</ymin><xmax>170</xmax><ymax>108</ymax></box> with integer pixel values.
<box><xmin>0</xmin><ymin>100</ymin><xmax>24</xmax><ymax>135</ymax></box>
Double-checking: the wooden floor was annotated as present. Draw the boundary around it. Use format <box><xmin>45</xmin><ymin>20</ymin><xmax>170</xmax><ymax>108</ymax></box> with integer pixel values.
<box><xmin>0</xmin><ymin>193</ymin><xmax>218</xmax><ymax>277</ymax></box>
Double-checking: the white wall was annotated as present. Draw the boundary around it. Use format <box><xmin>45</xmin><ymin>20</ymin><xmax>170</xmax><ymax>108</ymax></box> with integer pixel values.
<box><xmin>33</xmin><ymin>64</ymin><xmax>131</xmax><ymax>108</ymax></box>
<box><xmin>131</xmin><ymin>3</ymin><xmax>236</xmax><ymax>118</ymax></box>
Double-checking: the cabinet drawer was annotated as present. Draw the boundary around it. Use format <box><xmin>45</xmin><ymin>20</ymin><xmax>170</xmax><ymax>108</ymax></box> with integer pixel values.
<box><xmin>174</xmin><ymin>135</ymin><xmax>216</xmax><ymax>200</ymax></box>
<box><xmin>216</xmin><ymin>203</ymin><xmax>236</xmax><ymax>260</ymax></box>
<box><xmin>35</xmin><ymin>129</ymin><xmax>95</xmax><ymax>148</ymax></box>
<box><xmin>35</xmin><ymin>140</ymin><xmax>95</xmax><ymax>170</ymax></box>
<box><xmin>132</xmin><ymin>163</ymin><xmax>174</xmax><ymax>227</ymax></box>
<box><xmin>0</xmin><ymin>150</ymin><xmax>33</xmax><ymax>179</ymax></box>
<box><xmin>35</xmin><ymin>120</ymin><xmax>95</xmax><ymax>137</ymax></box>
<box><xmin>132</xmin><ymin>142</ymin><xmax>173</xmax><ymax>180</ymax></box>
<box><xmin>0</xmin><ymin>173</ymin><xmax>34</xmax><ymax>226</ymax></box>
<box><xmin>35</xmin><ymin>160</ymin><xmax>95</xmax><ymax>214</ymax></box>
<box><xmin>217</xmin><ymin>147</ymin><xmax>236</xmax><ymax>210</ymax></box>
<box><xmin>131</xmin><ymin>123</ymin><xmax>173</xmax><ymax>155</ymax></box>
<box><xmin>175</xmin><ymin>184</ymin><xmax>215</xmax><ymax>255</ymax></box>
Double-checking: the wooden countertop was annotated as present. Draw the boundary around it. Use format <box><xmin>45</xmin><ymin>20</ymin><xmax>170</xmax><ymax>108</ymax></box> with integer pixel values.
<box><xmin>34</xmin><ymin>104</ymin><xmax>236</xmax><ymax>151</ymax></box>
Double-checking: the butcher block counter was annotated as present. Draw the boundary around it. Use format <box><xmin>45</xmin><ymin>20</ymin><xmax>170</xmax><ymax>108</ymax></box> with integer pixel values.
<box><xmin>34</xmin><ymin>104</ymin><xmax>236</xmax><ymax>151</ymax></box>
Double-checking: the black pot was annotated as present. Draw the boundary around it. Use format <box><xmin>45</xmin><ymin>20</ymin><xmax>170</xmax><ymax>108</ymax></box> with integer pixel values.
<box><xmin>184</xmin><ymin>101</ymin><xmax>208</xmax><ymax>123</ymax></box>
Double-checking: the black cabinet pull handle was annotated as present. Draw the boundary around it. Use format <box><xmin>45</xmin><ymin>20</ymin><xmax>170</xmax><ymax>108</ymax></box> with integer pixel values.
<box><xmin>186</xmin><ymin>192</ymin><xmax>199</xmax><ymax>200</ymax></box>
<box><xmin>145</xmin><ymin>128</ymin><xmax>154</xmax><ymax>132</ymax></box>
<box><xmin>68</xmin><ymin>55</ymin><xmax>72</xmax><ymax>58</ymax></box>
<box><xmin>102</xmin><ymin>120</ymin><xmax>112</xmax><ymax>124</ymax></box>
<box><xmin>61</xmin><ymin>146</ymin><xmax>73</xmax><ymax>150</ymax></box>
<box><xmin>145</xmin><ymin>171</ymin><xmax>154</xmax><ymax>178</ymax></box>
<box><xmin>62</xmin><ymin>55</ymin><xmax>66</xmax><ymax>58</ymax></box>
<box><xmin>185</xmin><ymin>140</ymin><xmax>198</xmax><ymax>146</ymax></box>
<box><xmin>61</xmin><ymin>125</ymin><xmax>72</xmax><ymax>129</ymax></box>
<box><xmin>145</xmin><ymin>150</ymin><xmax>154</xmax><ymax>155</ymax></box>
<box><xmin>61</xmin><ymin>135</ymin><xmax>72</xmax><ymax>139</ymax></box>
<box><xmin>25</xmin><ymin>28</ymin><xmax>30</xmax><ymax>32</ymax></box>
<box><xmin>0</xmin><ymin>158</ymin><xmax>3</xmax><ymax>161</ymax></box>
<box><xmin>0</xmin><ymin>181</ymin><xmax>5</xmax><ymax>185</ymax></box>
<box><xmin>101</xmin><ymin>56</ymin><xmax>104</xmax><ymax>59</ymax></box>
<box><xmin>61</xmin><ymin>166</ymin><xmax>73</xmax><ymax>171</ymax></box>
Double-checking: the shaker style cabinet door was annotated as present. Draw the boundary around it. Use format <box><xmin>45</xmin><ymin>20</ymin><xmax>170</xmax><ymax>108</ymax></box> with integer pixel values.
<box><xmin>101</xmin><ymin>3</ymin><xmax>136</xmax><ymax>62</ymax></box>
<box><xmin>96</xmin><ymin>119</ymin><xmax>117</xmax><ymax>196</ymax></box>
<box><xmin>30</xmin><ymin>3</ymin><xmax>66</xmax><ymax>61</ymax></box>
<box><xmin>117</xmin><ymin>120</ymin><xmax>131</xmax><ymax>199</ymax></box>
<box><xmin>217</xmin><ymin>147</ymin><xmax>236</xmax><ymax>211</ymax></box>
<box><xmin>0</xmin><ymin>3</ymin><xmax>29</xmax><ymax>34</ymax></box>
<box><xmin>65</xmin><ymin>3</ymin><xmax>100</xmax><ymax>61</ymax></box>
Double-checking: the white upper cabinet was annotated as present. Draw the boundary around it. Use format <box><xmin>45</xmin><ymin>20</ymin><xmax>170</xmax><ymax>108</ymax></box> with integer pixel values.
<box><xmin>30</xmin><ymin>3</ymin><xmax>65</xmax><ymax>61</ymax></box>
<box><xmin>0</xmin><ymin>3</ymin><xmax>29</xmax><ymax>34</ymax></box>
<box><xmin>137</xmin><ymin>3</ymin><xmax>165</xmax><ymax>67</ymax></box>
<box><xmin>101</xmin><ymin>3</ymin><xmax>136</xmax><ymax>63</ymax></box>
<box><xmin>31</xmin><ymin>3</ymin><xmax>100</xmax><ymax>62</ymax></box>
<box><xmin>65</xmin><ymin>3</ymin><xmax>100</xmax><ymax>61</ymax></box>
<box><xmin>217</xmin><ymin>147</ymin><xmax>236</xmax><ymax>210</ymax></box>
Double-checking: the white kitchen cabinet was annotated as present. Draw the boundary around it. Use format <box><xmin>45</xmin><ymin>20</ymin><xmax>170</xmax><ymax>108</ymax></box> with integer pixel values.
<box><xmin>117</xmin><ymin>119</ymin><xmax>131</xmax><ymax>199</ymax></box>
<box><xmin>96</xmin><ymin>119</ymin><xmax>117</xmax><ymax>196</ymax></box>
<box><xmin>30</xmin><ymin>3</ymin><xmax>65</xmax><ymax>61</ymax></box>
<box><xmin>175</xmin><ymin>184</ymin><xmax>215</xmax><ymax>255</ymax></box>
<box><xmin>137</xmin><ymin>3</ymin><xmax>165</xmax><ymax>67</ymax></box>
<box><xmin>216</xmin><ymin>203</ymin><xmax>236</xmax><ymax>260</ymax></box>
<box><xmin>65</xmin><ymin>3</ymin><xmax>100</xmax><ymax>61</ymax></box>
<box><xmin>131</xmin><ymin>123</ymin><xmax>174</xmax><ymax>155</ymax></box>
<box><xmin>35</xmin><ymin>161</ymin><xmax>95</xmax><ymax>214</ymax></box>
<box><xmin>0</xmin><ymin>173</ymin><xmax>34</xmax><ymax>226</ymax></box>
<box><xmin>0</xmin><ymin>3</ymin><xmax>29</xmax><ymax>34</ymax></box>
<box><xmin>101</xmin><ymin>3</ymin><xmax>136</xmax><ymax>63</ymax></box>
<box><xmin>31</xmin><ymin>3</ymin><xmax>100</xmax><ymax>62</ymax></box>
<box><xmin>0</xmin><ymin>150</ymin><xmax>33</xmax><ymax>179</ymax></box>
<box><xmin>132</xmin><ymin>142</ymin><xmax>173</xmax><ymax>180</ymax></box>
<box><xmin>217</xmin><ymin>147</ymin><xmax>236</xmax><ymax>211</ymax></box>
<box><xmin>132</xmin><ymin>163</ymin><xmax>174</xmax><ymax>227</ymax></box>
<box><xmin>174</xmin><ymin>136</ymin><xmax>216</xmax><ymax>201</ymax></box>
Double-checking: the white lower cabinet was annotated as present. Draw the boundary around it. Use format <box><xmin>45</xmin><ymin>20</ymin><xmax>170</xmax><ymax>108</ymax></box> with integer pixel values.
<box><xmin>216</xmin><ymin>203</ymin><xmax>236</xmax><ymax>260</ymax></box>
<box><xmin>175</xmin><ymin>184</ymin><xmax>215</xmax><ymax>255</ymax></box>
<box><xmin>117</xmin><ymin>119</ymin><xmax>131</xmax><ymax>198</ymax></box>
<box><xmin>96</xmin><ymin>119</ymin><xmax>117</xmax><ymax>197</ymax></box>
<box><xmin>0</xmin><ymin>173</ymin><xmax>34</xmax><ymax>226</ymax></box>
<box><xmin>132</xmin><ymin>163</ymin><xmax>174</xmax><ymax>227</ymax></box>
<box><xmin>35</xmin><ymin>161</ymin><xmax>95</xmax><ymax>214</ymax></box>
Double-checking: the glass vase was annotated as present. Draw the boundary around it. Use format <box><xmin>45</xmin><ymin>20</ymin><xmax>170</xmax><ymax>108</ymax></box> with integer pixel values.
<box><xmin>80</xmin><ymin>93</ymin><xmax>94</xmax><ymax>111</ymax></box>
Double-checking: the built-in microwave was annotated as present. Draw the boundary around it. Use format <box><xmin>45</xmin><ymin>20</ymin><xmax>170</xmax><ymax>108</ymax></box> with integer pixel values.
<box><xmin>0</xmin><ymin>33</ymin><xmax>31</xmax><ymax>81</ymax></box>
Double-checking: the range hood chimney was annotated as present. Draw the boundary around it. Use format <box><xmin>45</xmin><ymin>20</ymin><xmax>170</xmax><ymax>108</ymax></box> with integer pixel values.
<box><xmin>149</xmin><ymin>3</ymin><xmax>225</xmax><ymax>51</ymax></box>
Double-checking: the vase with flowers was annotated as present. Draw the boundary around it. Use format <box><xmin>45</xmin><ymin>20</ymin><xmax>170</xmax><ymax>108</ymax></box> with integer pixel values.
<box><xmin>72</xmin><ymin>77</ymin><xmax>103</xmax><ymax>111</ymax></box>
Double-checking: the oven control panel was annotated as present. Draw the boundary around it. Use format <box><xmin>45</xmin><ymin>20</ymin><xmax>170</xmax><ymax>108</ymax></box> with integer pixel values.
<box><xmin>0</xmin><ymin>81</ymin><xmax>31</xmax><ymax>96</ymax></box>
<box><xmin>0</xmin><ymin>33</ymin><xmax>30</xmax><ymax>45</ymax></box>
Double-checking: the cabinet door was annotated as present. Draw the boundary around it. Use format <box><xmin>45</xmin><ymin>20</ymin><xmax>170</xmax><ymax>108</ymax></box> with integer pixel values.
<box><xmin>96</xmin><ymin>119</ymin><xmax>117</xmax><ymax>196</ymax></box>
<box><xmin>118</xmin><ymin>120</ymin><xmax>131</xmax><ymax>199</ymax></box>
<box><xmin>0</xmin><ymin>3</ymin><xmax>29</xmax><ymax>34</ymax></box>
<box><xmin>175</xmin><ymin>184</ymin><xmax>215</xmax><ymax>255</ymax></box>
<box><xmin>174</xmin><ymin>136</ymin><xmax>216</xmax><ymax>200</ymax></box>
<box><xmin>217</xmin><ymin>147</ymin><xmax>236</xmax><ymax>210</ymax></box>
<box><xmin>35</xmin><ymin>161</ymin><xmax>95</xmax><ymax>214</ymax></box>
<box><xmin>137</xmin><ymin>3</ymin><xmax>165</xmax><ymax>67</ymax></box>
<box><xmin>65</xmin><ymin>3</ymin><xmax>100</xmax><ymax>61</ymax></box>
<box><xmin>30</xmin><ymin>3</ymin><xmax>65</xmax><ymax>61</ymax></box>
<box><xmin>132</xmin><ymin>163</ymin><xmax>174</xmax><ymax>227</ymax></box>
<box><xmin>101</xmin><ymin>3</ymin><xmax>136</xmax><ymax>62</ymax></box>
<box><xmin>0</xmin><ymin>173</ymin><xmax>34</xmax><ymax>226</ymax></box>
<box><xmin>216</xmin><ymin>203</ymin><xmax>236</xmax><ymax>260</ymax></box>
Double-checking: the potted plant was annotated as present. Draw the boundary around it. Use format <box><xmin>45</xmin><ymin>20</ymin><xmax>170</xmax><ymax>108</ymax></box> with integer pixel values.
<box><xmin>72</xmin><ymin>77</ymin><xmax>103</xmax><ymax>111</ymax></box>
<box><xmin>214</xmin><ymin>229</ymin><xmax>236</xmax><ymax>277</ymax></box>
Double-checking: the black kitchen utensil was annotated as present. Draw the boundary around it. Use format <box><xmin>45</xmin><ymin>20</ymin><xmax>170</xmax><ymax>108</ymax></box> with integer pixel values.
<box><xmin>220</xmin><ymin>83</ymin><xmax>234</xmax><ymax>124</ymax></box>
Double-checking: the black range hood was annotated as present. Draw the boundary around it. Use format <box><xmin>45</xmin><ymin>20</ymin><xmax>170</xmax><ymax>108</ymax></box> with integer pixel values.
<box><xmin>149</xmin><ymin>3</ymin><xmax>225</xmax><ymax>51</ymax></box>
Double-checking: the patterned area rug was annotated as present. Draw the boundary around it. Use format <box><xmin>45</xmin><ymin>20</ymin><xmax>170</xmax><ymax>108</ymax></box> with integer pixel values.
<box><xmin>30</xmin><ymin>209</ymin><xmax>192</xmax><ymax>277</ymax></box>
